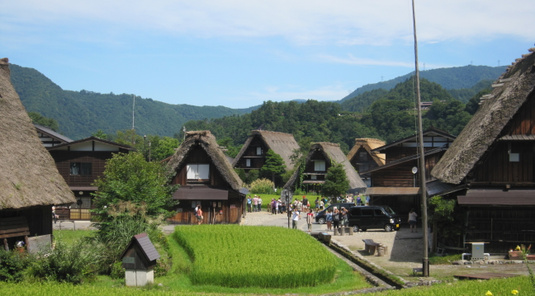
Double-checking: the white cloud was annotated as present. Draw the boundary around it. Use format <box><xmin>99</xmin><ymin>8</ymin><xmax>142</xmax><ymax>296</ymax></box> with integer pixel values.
<box><xmin>4</xmin><ymin>0</ymin><xmax>534</xmax><ymax>46</ymax></box>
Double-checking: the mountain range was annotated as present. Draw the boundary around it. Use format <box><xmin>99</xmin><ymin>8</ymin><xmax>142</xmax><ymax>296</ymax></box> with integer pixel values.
<box><xmin>10</xmin><ymin>63</ymin><xmax>506</xmax><ymax>140</ymax></box>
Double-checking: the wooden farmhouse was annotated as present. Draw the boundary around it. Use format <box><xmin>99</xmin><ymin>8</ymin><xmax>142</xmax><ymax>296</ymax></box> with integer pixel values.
<box><xmin>167</xmin><ymin>131</ymin><xmax>247</xmax><ymax>224</ymax></box>
<box><xmin>232</xmin><ymin>130</ymin><xmax>300</xmax><ymax>173</ymax></box>
<box><xmin>432</xmin><ymin>48</ymin><xmax>535</xmax><ymax>249</ymax></box>
<box><xmin>284</xmin><ymin>142</ymin><xmax>367</xmax><ymax>195</ymax></box>
<box><xmin>46</xmin><ymin>137</ymin><xmax>134</xmax><ymax>220</ymax></box>
<box><xmin>346</xmin><ymin>138</ymin><xmax>386</xmax><ymax>187</ymax></box>
<box><xmin>362</xmin><ymin>128</ymin><xmax>456</xmax><ymax>214</ymax></box>
<box><xmin>0</xmin><ymin>58</ymin><xmax>75</xmax><ymax>250</ymax></box>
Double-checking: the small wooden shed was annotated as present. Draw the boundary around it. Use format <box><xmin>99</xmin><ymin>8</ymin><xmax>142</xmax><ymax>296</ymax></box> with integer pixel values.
<box><xmin>121</xmin><ymin>233</ymin><xmax>160</xmax><ymax>286</ymax></box>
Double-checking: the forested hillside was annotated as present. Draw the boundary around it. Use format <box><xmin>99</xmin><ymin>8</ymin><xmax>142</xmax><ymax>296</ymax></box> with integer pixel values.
<box><xmin>340</xmin><ymin>65</ymin><xmax>505</xmax><ymax>103</ymax></box>
<box><xmin>185</xmin><ymin>77</ymin><xmax>480</xmax><ymax>152</ymax></box>
<box><xmin>9</xmin><ymin>63</ymin><xmax>503</xmax><ymax>143</ymax></box>
<box><xmin>10</xmin><ymin>64</ymin><xmax>253</xmax><ymax>139</ymax></box>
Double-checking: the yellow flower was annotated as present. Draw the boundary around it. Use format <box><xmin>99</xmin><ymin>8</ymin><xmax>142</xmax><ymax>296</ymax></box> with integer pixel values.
<box><xmin>485</xmin><ymin>291</ymin><xmax>493</xmax><ymax>296</ymax></box>
<box><xmin>511</xmin><ymin>289</ymin><xmax>519</xmax><ymax>295</ymax></box>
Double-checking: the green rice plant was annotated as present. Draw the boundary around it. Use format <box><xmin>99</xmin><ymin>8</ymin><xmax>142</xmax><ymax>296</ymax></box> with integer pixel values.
<box><xmin>173</xmin><ymin>225</ymin><xmax>337</xmax><ymax>288</ymax></box>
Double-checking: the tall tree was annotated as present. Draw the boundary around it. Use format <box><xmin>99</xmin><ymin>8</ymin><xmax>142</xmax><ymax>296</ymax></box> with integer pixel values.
<box><xmin>260</xmin><ymin>149</ymin><xmax>286</xmax><ymax>187</ymax></box>
<box><xmin>321</xmin><ymin>162</ymin><xmax>349</xmax><ymax>200</ymax></box>
<box><xmin>92</xmin><ymin>152</ymin><xmax>178</xmax><ymax>220</ymax></box>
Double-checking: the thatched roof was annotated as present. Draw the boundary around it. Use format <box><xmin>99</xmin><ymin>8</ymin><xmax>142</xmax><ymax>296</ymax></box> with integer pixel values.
<box><xmin>284</xmin><ymin>142</ymin><xmax>366</xmax><ymax>193</ymax></box>
<box><xmin>232</xmin><ymin>130</ymin><xmax>300</xmax><ymax>171</ymax></box>
<box><xmin>167</xmin><ymin>130</ymin><xmax>244</xmax><ymax>191</ymax></box>
<box><xmin>432</xmin><ymin>48</ymin><xmax>535</xmax><ymax>184</ymax></box>
<box><xmin>346</xmin><ymin>138</ymin><xmax>386</xmax><ymax>166</ymax></box>
<box><xmin>0</xmin><ymin>58</ymin><xmax>75</xmax><ymax>210</ymax></box>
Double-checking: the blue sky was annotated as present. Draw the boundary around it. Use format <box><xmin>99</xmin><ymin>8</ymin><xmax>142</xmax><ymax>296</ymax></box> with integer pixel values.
<box><xmin>2</xmin><ymin>1</ymin><xmax>534</xmax><ymax>109</ymax></box>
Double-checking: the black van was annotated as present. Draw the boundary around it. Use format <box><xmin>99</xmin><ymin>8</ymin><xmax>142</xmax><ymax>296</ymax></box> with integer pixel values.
<box><xmin>347</xmin><ymin>205</ymin><xmax>401</xmax><ymax>232</ymax></box>
<box><xmin>314</xmin><ymin>203</ymin><xmax>354</xmax><ymax>224</ymax></box>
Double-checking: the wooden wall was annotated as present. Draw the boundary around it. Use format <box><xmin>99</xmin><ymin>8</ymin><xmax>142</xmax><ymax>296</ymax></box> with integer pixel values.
<box><xmin>50</xmin><ymin>151</ymin><xmax>112</xmax><ymax>187</ymax></box>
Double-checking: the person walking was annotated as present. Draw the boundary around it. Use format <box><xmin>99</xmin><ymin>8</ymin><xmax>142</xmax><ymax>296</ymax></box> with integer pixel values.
<box><xmin>332</xmin><ymin>207</ymin><xmax>341</xmax><ymax>233</ymax></box>
<box><xmin>408</xmin><ymin>208</ymin><xmax>418</xmax><ymax>233</ymax></box>
<box><xmin>326</xmin><ymin>209</ymin><xmax>333</xmax><ymax>231</ymax></box>
<box><xmin>292</xmin><ymin>209</ymin><xmax>300</xmax><ymax>229</ymax></box>
<box><xmin>196</xmin><ymin>206</ymin><xmax>203</xmax><ymax>225</ymax></box>
<box><xmin>247</xmin><ymin>195</ymin><xmax>252</xmax><ymax>212</ymax></box>
<box><xmin>252</xmin><ymin>195</ymin><xmax>258</xmax><ymax>212</ymax></box>
<box><xmin>306</xmin><ymin>209</ymin><xmax>314</xmax><ymax>232</ymax></box>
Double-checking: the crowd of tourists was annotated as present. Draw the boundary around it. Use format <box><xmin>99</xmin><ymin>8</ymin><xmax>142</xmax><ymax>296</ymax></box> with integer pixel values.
<box><xmin>246</xmin><ymin>194</ymin><xmax>368</xmax><ymax>232</ymax></box>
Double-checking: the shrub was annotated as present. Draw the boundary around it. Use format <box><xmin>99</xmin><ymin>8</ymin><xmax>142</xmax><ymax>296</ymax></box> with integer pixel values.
<box><xmin>27</xmin><ymin>240</ymin><xmax>98</xmax><ymax>284</ymax></box>
<box><xmin>0</xmin><ymin>249</ymin><xmax>33</xmax><ymax>282</ymax></box>
<box><xmin>91</xmin><ymin>202</ymin><xmax>171</xmax><ymax>276</ymax></box>
<box><xmin>249</xmin><ymin>178</ymin><xmax>275</xmax><ymax>194</ymax></box>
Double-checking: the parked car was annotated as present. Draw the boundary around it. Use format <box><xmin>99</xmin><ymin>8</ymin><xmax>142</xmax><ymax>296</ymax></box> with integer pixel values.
<box><xmin>315</xmin><ymin>203</ymin><xmax>355</xmax><ymax>224</ymax></box>
<box><xmin>347</xmin><ymin>205</ymin><xmax>401</xmax><ymax>232</ymax></box>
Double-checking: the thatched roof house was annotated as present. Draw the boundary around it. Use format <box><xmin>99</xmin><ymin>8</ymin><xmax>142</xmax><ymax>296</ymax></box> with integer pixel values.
<box><xmin>284</xmin><ymin>142</ymin><xmax>366</xmax><ymax>195</ymax></box>
<box><xmin>430</xmin><ymin>48</ymin><xmax>535</xmax><ymax>248</ymax></box>
<box><xmin>167</xmin><ymin>131</ymin><xmax>246</xmax><ymax>224</ymax></box>
<box><xmin>432</xmin><ymin>48</ymin><xmax>535</xmax><ymax>185</ymax></box>
<box><xmin>0</xmin><ymin>58</ymin><xmax>75</xmax><ymax>249</ymax></box>
<box><xmin>0</xmin><ymin>58</ymin><xmax>75</xmax><ymax>210</ymax></box>
<box><xmin>347</xmin><ymin>138</ymin><xmax>386</xmax><ymax>168</ymax></box>
<box><xmin>232</xmin><ymin>130</ymin><xmax>300</xmax><ymax>172</ymax></box>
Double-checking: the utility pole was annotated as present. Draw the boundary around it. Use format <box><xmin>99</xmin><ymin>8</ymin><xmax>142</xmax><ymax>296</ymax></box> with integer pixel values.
<box><xmin>411</xmin><ymin>0</ymin><xmax>429</xmax><ymax>277</ymax></box>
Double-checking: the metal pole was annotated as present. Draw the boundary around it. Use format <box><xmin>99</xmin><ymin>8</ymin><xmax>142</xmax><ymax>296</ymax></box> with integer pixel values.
<box><xmin>286</xmin><ymin>192</ymin><xmax>291</xmax><ymax>229</ymax></box>
<box><xmin>411</xmin><ymin>0</ymin><xmax>429</xmax><ymax>277</ymax></box>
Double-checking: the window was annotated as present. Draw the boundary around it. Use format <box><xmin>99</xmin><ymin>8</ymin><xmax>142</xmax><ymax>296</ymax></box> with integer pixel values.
<box><xmin>246</xmin><ymin>159</ymin><xmax>251</xmax><ymax>167</ymax></box>
<box><xmin>256</xmin><ymin>147</ymin><xmax>262</xmax><ymax>155</ymax></box>
<box><xmin>70</xmin><ymin>162</ymin><xmax>92</xmax><ymax>175</ymax></box>
<box><xmin>314</xmin><ymin>160</ymin><xmax>326</xmax><ymax>172</ymax></box>
<box><xmin>509</xmin><ymin>153</ymin><xmax>520</xmax><ymax>162</ymax></box>
<box><xmin>187</xmin><ymin>164</ymin><xmax>210</xmax><ymax>180</ymax></box>
<box><xmin>359</xmin><ymin>151</ymin><xmax>368</xmax><ymax>160</ymax></box>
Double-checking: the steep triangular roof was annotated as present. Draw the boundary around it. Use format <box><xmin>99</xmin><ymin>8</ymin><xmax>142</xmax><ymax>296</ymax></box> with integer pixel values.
<box><xmin>0</xmin><ymin>58</ymin><xmax>75</xmax><ymax>210</ymax></box>
<box><xmin>284</xmin><ymin>142</ymin><xmax>366</xmax><ymax>193</ymax></box>
<box><xmin>232</xmin><ymin>130</ymin><xmax>300</xmax><ymax>171</ymax></box>
<box><xmin>432</xmin><ymin>48</ymin><xmax>535</xmax><ymax>184</ymax></box>
<box><xmin>167</xmin><ymin>131</ymin><xmax>244</xmax><ymax>191</ymax></box>
<box><xmin>347</xmin><ymin>138</ymin><xmax>386</xmax><ymax>167</ymax></box>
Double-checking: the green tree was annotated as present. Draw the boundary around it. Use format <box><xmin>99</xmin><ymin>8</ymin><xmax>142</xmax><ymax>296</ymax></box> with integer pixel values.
<box><xmin>321</xmin><ymin>162</ymin><xmax>349</xmax><ymax>199</ymax></box>
<box><xmin>144</xmin><ymin>135</ymin><xmax>180</xmax><ymax>161</ymax></box>
<box><xmin>92</xmin><ymin>152</ymin><xmax>178</xmax><ymax>220</ymax></box>
<box><xmin>92</xmin><ymin>129</ymin><xmax>108</xmax><ymax>139</ymax></box>
<box><xmin>260</xmin><ymin>149</ymin><xmax>286</xmax><ymax>187</ymax></box>
<box><xmin>429</xmin><ymin>195</ymin><xmax>458</xmax><ymax>251</ymax></box>
<box><xmin>28</xmin><ymin>111</ymin><xmax>59</xmax><ymax>131</ymax></box>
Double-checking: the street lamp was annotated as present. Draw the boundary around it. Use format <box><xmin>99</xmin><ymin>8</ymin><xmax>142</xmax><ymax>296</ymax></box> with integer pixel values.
<box><xmin>412</xmin><ymin>166</ymin><xmax>418</xmax><ymax>187</ymax></box>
